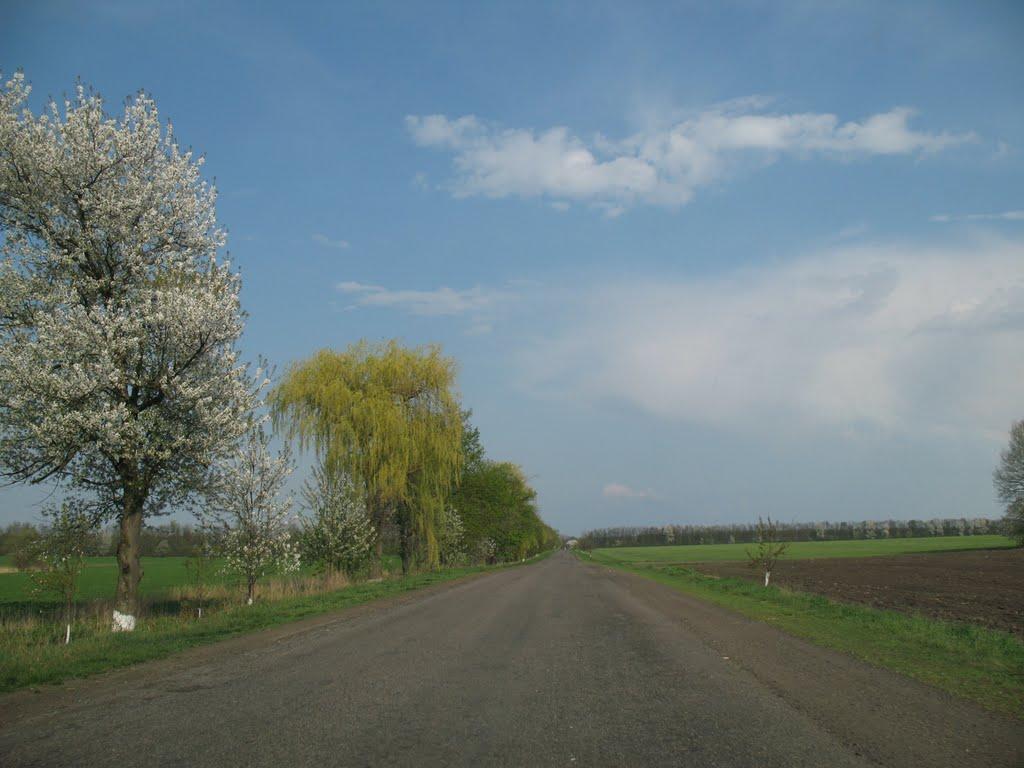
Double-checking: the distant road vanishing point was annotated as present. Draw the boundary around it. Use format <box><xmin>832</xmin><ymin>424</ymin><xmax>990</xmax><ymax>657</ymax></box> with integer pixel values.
<box><xmin>1</xmin><ymin>551</ymin><xmax>1021</xmax><ymax>767</ymax></box>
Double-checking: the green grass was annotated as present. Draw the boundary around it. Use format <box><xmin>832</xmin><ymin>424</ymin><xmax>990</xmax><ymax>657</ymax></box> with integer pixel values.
<box><xmin>594</xmin><ymin>534</ymin><xmax>1014</xmax><ymax>565</ymax></box>
<box><xmin>0</xmin><ymin>554</ymin><xmax>405</xmax><ymax>606</ymax></box>
<box><xmin>579</xmin><ymin>549</ymin><xmax>1024</xmax><ymax>718</ymax></box>
<box><xmin>0</xmin><ymin>550</ymin><xmax>554</xmax><ymax>693</ymax></box>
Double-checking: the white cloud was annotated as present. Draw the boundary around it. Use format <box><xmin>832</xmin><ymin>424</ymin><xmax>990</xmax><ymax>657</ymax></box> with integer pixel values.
<box><xmin>312</xmin><ymin>233</ymin><xmax>350</xmax><ymax>250</ymax></box>
<box><xmin>407</xmin><ymin>102</ymin><xmax>974</xmax><ymax>213</ymax></box>
<box><xmin>602</xmin><ymin>483</ymin><xmax>657</xmax><ymax>500</ymax></box>
<box><xmin>523</xmin><ymin>237</ymin><xmax>1024</xmax><ymax>438</ymax></box>
<box><xmin>931</xmin><ymin>210</ymin><xmax>1024</xmax><ymax>223</ymax></box>
<box><xmin>337</xmin><ymin>281</ymin><xmax>507</xmax><ymax>317</ymax></box>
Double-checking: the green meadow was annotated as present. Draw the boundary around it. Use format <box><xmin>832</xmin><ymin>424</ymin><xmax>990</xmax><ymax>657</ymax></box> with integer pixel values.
<box><xmin>0</xmin><ymin>554</ymin><xmax>404</xmax><ymax>607</ymax></box>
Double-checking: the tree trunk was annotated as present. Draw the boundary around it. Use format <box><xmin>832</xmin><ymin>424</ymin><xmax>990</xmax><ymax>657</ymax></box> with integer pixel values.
<box><xmin>399</xmin><ymin>515</ymin><xmax>412</xmax><ymax>576</ymax></box>
<box><xmin>400</xmin><ymin>544</ymin><xmax>412</xmax><ymax>575</ymax></box>
<box><xmin>373</xmin><ymin>538</ymin><xmax>384</xmax><ymax>577</ymax></box>
<box><xmin>112</xmin><ymin>494</ymin><xmax>145</xmax><ymax>632</ymax></box>
<box><xmin>65</xmin><ymin>594</ymin><xmax>73</xmax><ymax>644</ymax></box>
<box><xmin>246</xmin><ymin>576</ymin><xmax>255</xmax><ymax>605</ymax></box>
<box><xmin>369</xmin><ymin>497</ymin><xmax>386</xmax><ymax>577</ymax></box>
<box><xmin>764</xmin><ymin>570</ymin><xmax>771</xmax><ymax>587</ymax></box>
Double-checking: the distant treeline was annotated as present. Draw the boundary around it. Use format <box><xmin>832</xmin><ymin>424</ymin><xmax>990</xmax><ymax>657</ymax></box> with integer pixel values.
<box><xmin>0</xmin><ymin>520</ymin><xmax>208</xmax><ymax>558</ymax></box>
<box><xmin>578</xmin><ymin>517</ymin><xmax>1004</xmax><ymax>549</ymax></box>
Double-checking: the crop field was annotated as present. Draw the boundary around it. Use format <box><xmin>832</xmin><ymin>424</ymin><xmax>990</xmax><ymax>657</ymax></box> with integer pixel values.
<box><xmin>0</xmin><ymin>556</ymin><xmax>232</xmax><ymax>607</ymax></box>
<box><xmin>592</xmin><ymin>534</ymin><xmax>1014</xmax><ymax>565</ymax></box>
<box><xmin>693</xmin><ymin>548</ymin><xmax>1024</xmax><ymax>636</ymax></box>
<box><xmin>0</xmin><ymin>554</ymin><xmax>404</xmax><ymax>608</ymax></box>
<box><xmin>590</xmin><ymin>535</ymin><xmax>1022</xmax><ymax>637</ymax></box>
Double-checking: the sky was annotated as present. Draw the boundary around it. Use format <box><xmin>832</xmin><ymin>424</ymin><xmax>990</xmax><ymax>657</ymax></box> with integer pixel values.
<box><xmin>1</xmin><ymin>1</ymin><xmax>1023</xmax><ymax>534</ymax></box>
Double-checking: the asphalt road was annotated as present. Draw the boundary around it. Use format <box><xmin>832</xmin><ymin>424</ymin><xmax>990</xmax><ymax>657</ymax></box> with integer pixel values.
<box><xmin>1</xmin><ymin>551</ymin><xmax>1021</xmax><ymax>767</ymax></box>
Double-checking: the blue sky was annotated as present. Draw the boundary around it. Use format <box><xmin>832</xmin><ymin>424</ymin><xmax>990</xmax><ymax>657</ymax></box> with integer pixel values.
<box><xmin>2</xmin><ymin>1</ymin><xmax>1023</xmax><ymax>534</ymax></box>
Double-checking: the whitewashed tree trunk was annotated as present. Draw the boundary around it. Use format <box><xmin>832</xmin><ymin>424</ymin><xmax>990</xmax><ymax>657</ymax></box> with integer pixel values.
<box><xmin>764</xmin><ymin>570</ymin><xmax>771</xmax><ymax>587</ymax></box>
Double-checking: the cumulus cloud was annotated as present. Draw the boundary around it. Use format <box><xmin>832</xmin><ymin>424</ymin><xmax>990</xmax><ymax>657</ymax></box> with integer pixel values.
<box><xmin>930</xmin><ymin>210</ymin><xmax>1024</xmax><ymax>223</ymax></box>
<box><xmin>602</xmin><ymin>483</ymin><xmax>658</xmax><ymax>500</ymax></box>
<box><xmin>337</xmin><ymin>281</ymin><xmax>508</xmax><ymax>317</ymax></box>
<box><xmin>407</xmin><ymin>103</ymin><xmax>974</xmax><ymax>213</ymax></box>
<box><xmin>312</xmin><ymin>233</ymin><xmax>350</xmax><ymax>250</ymax></box>
<box><xmin>523</xmin><ymin>237</ymin><xmax>1024</xmax><ymax>439</ymax></box>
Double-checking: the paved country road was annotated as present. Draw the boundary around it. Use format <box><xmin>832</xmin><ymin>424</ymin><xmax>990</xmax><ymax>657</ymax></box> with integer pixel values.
<box><xmin>1</xmin><ymin>552</ymin><xmax>1021</xmax><ymax>767</ymax></box>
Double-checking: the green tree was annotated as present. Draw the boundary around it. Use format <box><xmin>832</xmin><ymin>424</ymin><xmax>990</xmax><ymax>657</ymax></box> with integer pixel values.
<box><xmin>453</xmin><ymin>458</ymin><xmax>556</xmax><ymax>562</ymax></box>
<box><xmin>30</xmin><ymin>504</ymin><xmax>95</xmax><ymax>643</ymax></box>
<box><xmin>271</xmin><ymin>341</ymin><xmax>463</xmax><ymax>573</ymax></box>
<box><xmin>994</xmin><ymin>420</ymin><xmax>1024</xmax><ymax>546</ymax></box>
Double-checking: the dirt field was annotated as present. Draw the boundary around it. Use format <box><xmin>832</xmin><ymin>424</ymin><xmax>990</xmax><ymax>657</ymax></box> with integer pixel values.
<box><xmin>692</xmin><ymin>548</ymin><xmax>1024</xmax><ymax>636</ymax></box>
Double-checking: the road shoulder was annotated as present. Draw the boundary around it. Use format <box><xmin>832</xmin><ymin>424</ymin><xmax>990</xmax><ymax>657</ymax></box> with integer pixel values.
<box><xmin>578</xmin><ymin>557</ymin><xmax>1024</xmax><ymax>768</ymax></box>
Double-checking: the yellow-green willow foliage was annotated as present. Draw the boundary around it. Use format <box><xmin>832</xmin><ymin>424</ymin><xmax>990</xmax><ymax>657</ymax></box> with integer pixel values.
<box><xmin>270</xmin><ymin>341</ymin><xmax>463</xmax><ymax>570</ymax></box>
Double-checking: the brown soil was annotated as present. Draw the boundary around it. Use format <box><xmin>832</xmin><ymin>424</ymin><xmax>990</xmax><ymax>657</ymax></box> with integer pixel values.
<box><xmin>691</xmin><ymin>548</ymin><xmax>1024</xmax><ymax>636</ymax></box>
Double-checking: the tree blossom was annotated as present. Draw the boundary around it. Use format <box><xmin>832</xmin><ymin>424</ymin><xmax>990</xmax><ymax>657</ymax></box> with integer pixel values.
<box><xmin>202</xmin><ymin>427</ymin><xmax>299</xmax><ymax>604</ymax></box>
<box><xmin>0</xmin><ymin>74</ymin><xmax>258</xmax><ymax>629</ymax></box>
<box><xmin>437</xmin><ymin>506</ymin><xmax>466</xmax><ymax>566</ymax></box>
<box><xmin>300</xmin><ymin>465</ymin><xmax>376</xmax><ymax>576</ymax></box>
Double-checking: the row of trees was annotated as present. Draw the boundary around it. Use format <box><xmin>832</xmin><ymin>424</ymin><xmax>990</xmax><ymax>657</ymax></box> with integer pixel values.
<box><xmin>0</xmin><ymin>74</ymin><xmax>556</xmax><ymax>632</ymax></box>
<box><xmin>0</xmin><ymin>520</ymin><xmax>208</xmax><ymax>559</ymax></box>
<box><xmin>578</xmin><ymin>516</ymin><xmax>1003</xmax><ymax>549</ymax></box>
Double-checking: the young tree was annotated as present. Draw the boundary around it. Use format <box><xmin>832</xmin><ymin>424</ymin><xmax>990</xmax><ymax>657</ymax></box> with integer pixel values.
<box><xmin>994</xmin><ymin>420</ymin><xmax>1024</xmax><ymax>546</ymax></box>
<box><xmin>746</xmin><ymin>516</ymin><xmax>788</xmax><ymax>587</ymax></box>
<box><xmin>202</xmin><ymin>427</ymin><xmax>298</xmax><ymax>605</ymax></box>
<box><xmin>300</xmin><ymin>464</ymin><xmax>376</xmax><ymax>576</ymax></box>
<box><xmin>183</xmin><ymin>540</ymin><xmax>214</xmax><ymax>619</ymax></box>
<box><xmin>271</xmin><ymin>341</ymin><xmax>463</xmax><ymax>573</ymax></box>
<box><xmin>0</xmin><ymin>74</ymin><xmax>257</xmax><ymax>630</ymax></box>
<box><xmin>437</xmin><ymin>506</ymin><xmax>466</xmax><ymax>566</ymax></box>
<box><xmin>29</xmin><ymin>503</ymin><xmax>95</xmax><ymax>644</ymax></box>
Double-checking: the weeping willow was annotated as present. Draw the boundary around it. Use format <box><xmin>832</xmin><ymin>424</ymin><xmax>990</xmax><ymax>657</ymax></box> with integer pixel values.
<box><xmin>270</xmin><ymin>341</ymin><xmax>463</xmax><ymax>571</ymax></box>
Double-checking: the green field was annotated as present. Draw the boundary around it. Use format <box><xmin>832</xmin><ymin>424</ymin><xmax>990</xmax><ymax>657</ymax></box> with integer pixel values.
<box><xmin>593</xmin><ymin>535</ymin><xmax>1014</xmax><ymax>565</ymax></box>
<box><xmin>0</xmin><ymin>554</ymin><xmax>405</xmax><ymax>607</ymax></box>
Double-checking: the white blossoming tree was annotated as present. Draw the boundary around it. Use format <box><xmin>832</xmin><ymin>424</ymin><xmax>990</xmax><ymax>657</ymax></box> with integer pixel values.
<box><xmin>437</xmin><ymin>506</ymin><xmax>466</xmax><ymax>566</ymax></box>
<box><xmin>0</xmin><ymin>74</ymin><xmax>257</xmax><ymax>630</ymax></box>
<box><xmin>203</xmin><ymin>427</ymin><xmax>298</xmax><ymax>604</ymax></box>
<box><xmin>300</xmin><ymin>465</ymin><xmax>376</xmax><ymax>576</ymax></box>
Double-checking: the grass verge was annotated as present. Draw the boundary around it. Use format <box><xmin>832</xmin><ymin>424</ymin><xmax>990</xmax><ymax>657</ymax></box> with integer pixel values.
<box><xmin>0</xmin><ymin>551</ymin><xmax>553</xmax><ymax>693</ymax></box>
<box><xmin>578</xmin><ymin>550</ymin><xmax>1024</xmax><ymax>719</ymax></box>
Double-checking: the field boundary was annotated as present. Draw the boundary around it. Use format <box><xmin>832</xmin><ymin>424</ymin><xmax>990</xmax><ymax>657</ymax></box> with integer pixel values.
<box><xmin>590</xmin><ymin>534</ymin><xmax>1015</xmax><ymax>564</ymax></box>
